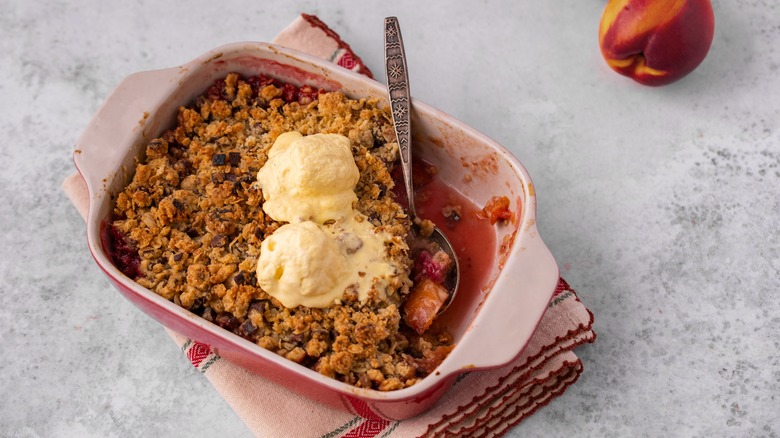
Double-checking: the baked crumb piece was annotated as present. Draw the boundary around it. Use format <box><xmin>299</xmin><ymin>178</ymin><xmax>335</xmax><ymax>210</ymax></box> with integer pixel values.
<box><xmin>441</xmin><ymin>203</ymin><xmax>462</xmax><ymax>222</ymax></box>
<box><xmin>108</xmin><ymin>73</ymin><xmax>454</xmax><ymax>390</ymax></box>
<box><xmin>415</xmin><ymin>218</ymin><xmax>435</xmax><ymax>238</ymax></box>
<box><xmin>479</xmin><ymin>195</ymin><xmax>512</xmax><ymax>224</ymax></box>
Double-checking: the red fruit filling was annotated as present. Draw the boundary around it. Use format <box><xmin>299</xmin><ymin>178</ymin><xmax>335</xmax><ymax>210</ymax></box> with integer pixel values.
<box><xmin>101</xmin><ymin>221</ymin><xmax>141</xmax><ymax>279</ymax></box>
<box><xmin>413</xmin><ymin>249</ymin><xmax>452</xmax><ymax>284</ymax></box>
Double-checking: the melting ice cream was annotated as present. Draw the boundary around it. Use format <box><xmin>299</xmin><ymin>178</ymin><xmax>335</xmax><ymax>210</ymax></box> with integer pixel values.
<box><xmin>256</xmin><ymin>132</ymin><xmax>397</xmax><ymax>308</ymax></box>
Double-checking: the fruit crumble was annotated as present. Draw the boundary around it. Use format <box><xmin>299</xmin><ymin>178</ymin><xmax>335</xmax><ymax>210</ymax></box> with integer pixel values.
<box><xmin>106</xmin><ymin>73</ymin><xmax>455</xmax><ymax>390</ymax></box>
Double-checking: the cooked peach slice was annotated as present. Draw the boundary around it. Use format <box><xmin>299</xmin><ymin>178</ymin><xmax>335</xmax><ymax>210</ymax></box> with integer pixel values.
<box><xmin>404</xmin><ymin>278</ymin><xmax>449</xmax><ymax>335</ymax></box>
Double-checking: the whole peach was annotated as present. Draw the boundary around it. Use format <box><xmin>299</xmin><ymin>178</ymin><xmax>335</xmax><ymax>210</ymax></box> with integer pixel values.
<box><xmin>599</xmin><ymin>0</ymin><xmax>715</xmax><ymax>86</ymax></box>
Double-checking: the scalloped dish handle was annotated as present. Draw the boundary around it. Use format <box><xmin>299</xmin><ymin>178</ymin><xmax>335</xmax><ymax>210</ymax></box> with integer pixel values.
<box><xmin>450</xmin><ymin>225</ymin><xmax>559</xmax><ymax>371</ymax></box>
<box><xmin>73</xmin><ymin>67</ymin><xmax>181</xmax><ymax>223</ymax></box>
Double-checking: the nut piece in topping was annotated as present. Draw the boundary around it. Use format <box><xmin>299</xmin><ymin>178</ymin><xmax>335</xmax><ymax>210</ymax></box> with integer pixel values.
<box><xmin>338</xmin><ymin>233</ymin><xmax>364</xmax><ymax>254</ymax></box>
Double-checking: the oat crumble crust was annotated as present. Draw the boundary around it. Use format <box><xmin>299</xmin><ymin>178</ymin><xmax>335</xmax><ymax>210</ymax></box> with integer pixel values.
<box><xmin>111</xmin><ymin>73</ymin><xmax>453</xmax><ymax>390</ymax></box>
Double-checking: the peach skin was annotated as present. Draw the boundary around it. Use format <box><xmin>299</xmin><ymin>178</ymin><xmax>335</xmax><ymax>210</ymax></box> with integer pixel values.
<box><xmin>599</xmin><ymin>0</ymin><xmax>715</xmax><ymax>86</ymax></box>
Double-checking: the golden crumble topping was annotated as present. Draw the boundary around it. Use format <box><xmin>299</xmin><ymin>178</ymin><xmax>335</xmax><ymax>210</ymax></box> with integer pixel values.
<box><xmin>108</xmin><ymin>73</ymin><xmax>453</xmax><ymax>389</ymax></box>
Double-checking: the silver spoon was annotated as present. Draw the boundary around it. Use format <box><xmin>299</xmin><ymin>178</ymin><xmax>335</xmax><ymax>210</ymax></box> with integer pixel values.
<box><xmin>384</xmin><ymin>16</ymin><xmax>460</xmax><ymax>314</ymax></box>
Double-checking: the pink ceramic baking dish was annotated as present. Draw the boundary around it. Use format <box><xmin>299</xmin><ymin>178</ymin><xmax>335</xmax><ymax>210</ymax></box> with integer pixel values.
<box><xmin>73</xmin><ymin>42</ymin><xmax>559</xmax><ymax>420</ymax></box>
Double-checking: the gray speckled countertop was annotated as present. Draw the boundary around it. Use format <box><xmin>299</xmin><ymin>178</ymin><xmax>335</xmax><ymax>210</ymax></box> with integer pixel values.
<box><xmin>2</xmin><ymin>1</ymin><xmax>778</xmax><ymax>436</ymax></box>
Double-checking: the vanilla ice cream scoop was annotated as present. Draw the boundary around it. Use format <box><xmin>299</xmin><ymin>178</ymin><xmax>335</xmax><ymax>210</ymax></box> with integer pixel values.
<box><xmin>257</xmin><ymin>132</ymin><xmax>359</xmax><ymax>223</ymax></box>
<box><xmin>256</xmin><ymin>221</ymin><xmax>350</xmax><ymax>308</ymax></box>
<box><xmin>256</xmin><ymin>132</ymin><xmax>398</xmax><ymax>309</ymax></box>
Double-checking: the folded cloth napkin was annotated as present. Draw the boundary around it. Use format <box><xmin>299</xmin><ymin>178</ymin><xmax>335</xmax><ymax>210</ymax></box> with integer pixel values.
<box><xmin>62</xmin><ymin>14</ymin><xmax>595</xmax><ymax>438</ymax></box>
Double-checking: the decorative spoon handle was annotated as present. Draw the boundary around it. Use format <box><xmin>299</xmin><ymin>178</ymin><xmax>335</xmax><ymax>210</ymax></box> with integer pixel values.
<box><xmin>384</xmin><ymin>17</ymin><xmax>461</xmax><ymax>316</ymax></box>
<box><xmin>384</xmin><ymin>16</ymin><xmax>416</xmax><ymax>217</ymax></box>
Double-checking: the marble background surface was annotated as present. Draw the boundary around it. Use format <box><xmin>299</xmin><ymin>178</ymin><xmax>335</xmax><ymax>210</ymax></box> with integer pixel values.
<box><xmin>2</xmin><ymin>0</ymin><xmax>778</xmax><ymax>436</ymax></box>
